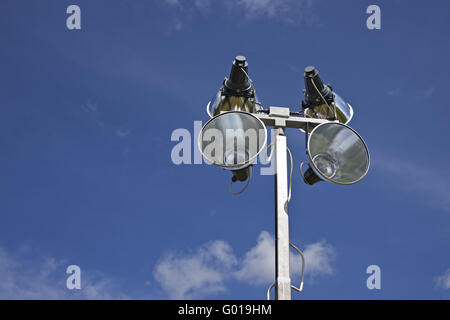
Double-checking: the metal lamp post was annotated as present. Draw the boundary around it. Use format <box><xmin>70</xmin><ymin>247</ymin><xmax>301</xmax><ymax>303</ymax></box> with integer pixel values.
<box><xmin>198</xmin><ymin>56</ymin><xmax>370</xmax><ymax>300</ymax></box>
<box><xmin>258</xmin><ymin>107</ymin><xmax>328</xmax><ymax>300</ymax></box>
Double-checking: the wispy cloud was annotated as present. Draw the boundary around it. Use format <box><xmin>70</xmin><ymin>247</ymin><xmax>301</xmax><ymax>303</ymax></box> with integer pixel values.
<box><xmin>82</xmin><ymin>99</ymin><xmax>98</xmax><ymax>113</ymax></box>
<box><xmin>80</xmin><ymin>100</ymin><xmax>133</xmax><ymax>140</ymax></box>
<box><xmin>153</xmin><ymin>231</ymin><xmax>336</xmax><ymax>299</ymax></box>
<box><xmin>162</xmin><ymin>0</ymin><xmax>317</xmax><ymax>31</ymax></box>
<box><xmin>0</xmin><ymin>247</ymin><xmax>127</xmax><ymax>299</ymax></box>
<box><xmin>81</xmin><ymin>99</ymin><xmax>104</xmax><ymax>128</ymax></box>
<box><xmin>116</xmin><ymin>128</ymin><xmax>130</xmax><ymax>137</ymax></box>
<box><xmin>164</xmin><ymin>0</ymin><xmax>180</xmax><ymax>6</ymax></box>
<box><xmin>434</xmin><ymin>268</ymin><xmax>450</xmax><ymax>290</ymax></box>
<box><xmin>416</xmin><ymin>86</ymin><xmax>435</xmax><ymax>99</ymax></box>
<box><xmin>238</xmin><ymin>0</ymin><xmax>313</xmax><ymax>20</ymax></box>
<box><xmin>373</xmin><ymin>152</ymin><xmax>450</xmax><ymax>213</ymax></box>
<box><xmin>387</xmin><ymin>82</ymin><xmax>439</xmax><ymax>100</ymax></box>
<box><xmin>387</xmin><ymin>88</ymin><xmax>401</xmax><ymax>97</ymax></box>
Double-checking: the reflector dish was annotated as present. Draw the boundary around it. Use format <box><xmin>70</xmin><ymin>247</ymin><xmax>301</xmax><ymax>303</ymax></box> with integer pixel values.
<box><xmin>199</xmin><ymin>111</ymin><xmax>267</xmax><ymax>170</ymax></box>
<box><xmin>207</xmin><ymin>90</ymin><xmax>260</xmax><ymax>117</ymax></box>
<box><xmin>332</xmin><ymin>92</ymin><xmax>354</xmax><ymax>124</ymax></box>
<box><xmin>302</xmin><ymin>92</ymin><xmax>354</xmax><ymax>133</ymax></box>
<box><xmin>307</xmin><ymin>122</ymin><xmax>369</xmax><ymax>185</ymax></box>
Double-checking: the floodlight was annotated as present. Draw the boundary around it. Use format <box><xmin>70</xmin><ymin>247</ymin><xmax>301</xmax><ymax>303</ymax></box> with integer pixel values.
<box><xmin>301</xmin><ymin>122</ymin><xmax>370</xmax><ymax>185</ymax></box>
<box><xmin>198</xmin><ymin>111</ymin><xmax>267</xmax><ymax>173</ymax></box>
<box><xmin>206</xmin><ymin>56</ymin><xmax>260</xmax><ymax>117</ymax></box>
<box><xmin>301</xmin><ymin>66</ymin><xmax>353</xmax><ymax>127</ymax></box>
<box><xmin>198</xmin><ymin>55</ymin><xmax>370</xmax><ymax>300</ymax></box>
<box><xmin>200</xmin><ymin>56</ymin><xmax>266</xmax><ymax>183</ymax></box>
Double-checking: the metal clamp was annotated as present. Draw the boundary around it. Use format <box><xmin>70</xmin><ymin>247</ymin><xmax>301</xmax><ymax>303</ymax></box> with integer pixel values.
<box><xmin>266</xmin><ymin>242</ymin><xmax>305</xmax><ymax>300</ymax></box>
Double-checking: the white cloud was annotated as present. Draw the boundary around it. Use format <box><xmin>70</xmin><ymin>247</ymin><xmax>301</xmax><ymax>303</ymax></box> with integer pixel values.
<box><xmin>0</xmin><ymin>247</ymin><xmax>126</xmax><ymax>299</ymax></box>
<box><xmin>154</xmin><ymin>231</ymin><xmax>336</xmax><ymax>298</ymax></box>
<box><xmin>234</xmin><ymin>232</ymin><xmax>335</xmax><ymax>285</ymax></box>
<box><xmin>302</xmin><ymin>240</ymin><xmax>335</xmax><ymax>277</ymax></box>
<box><xmin>153</xmin><ymin>240</ymin><xmax>236</xmax><ymax>299</ymax></box>
<box><xmin>206</xmin><ymin>240</ymin><xmax>238</xmax><ymax>269</ymax></box>
<box><xmin>234</xmin><ymin>231</ymin><xmax>274</xmax><ymax>284</ymax></box>
<box><xmin>435</xmin><ymin>269</ymin><xmax>450</xmax><ymax>290</ymax></box>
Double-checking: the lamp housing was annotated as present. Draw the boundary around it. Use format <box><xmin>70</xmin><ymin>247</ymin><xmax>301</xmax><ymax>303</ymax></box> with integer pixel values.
<box><xmin>302</xmin><ymin>122</ymin><xmax>370</xmax><ymax>186</ymax></box>
<box><xmin>198</xmin><ymin>111</ymin><xmax>267</xmax><ymax>171</ymax></box>
<box><xmin>301</xmin><ymin>66</ymin><xmax>353</xmax><ymax>128</ymax></box>
<box><xmin>207</xmin><ymin>56</ymin><xmax>261</xmax><ymax>117</ymax></box>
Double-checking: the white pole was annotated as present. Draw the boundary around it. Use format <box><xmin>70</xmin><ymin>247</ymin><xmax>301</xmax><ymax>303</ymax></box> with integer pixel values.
<box><xmin>274</xmin><ymin>127</ymin><xmax>291</xmax><ymax>300</ymax></box>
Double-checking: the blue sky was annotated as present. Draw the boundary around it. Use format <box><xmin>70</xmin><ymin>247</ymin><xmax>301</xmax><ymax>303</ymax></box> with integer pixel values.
<box><xmin>1</xmin><ymin>0</ymin><xmax>450</xmax><ymax>299</ymax></box>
